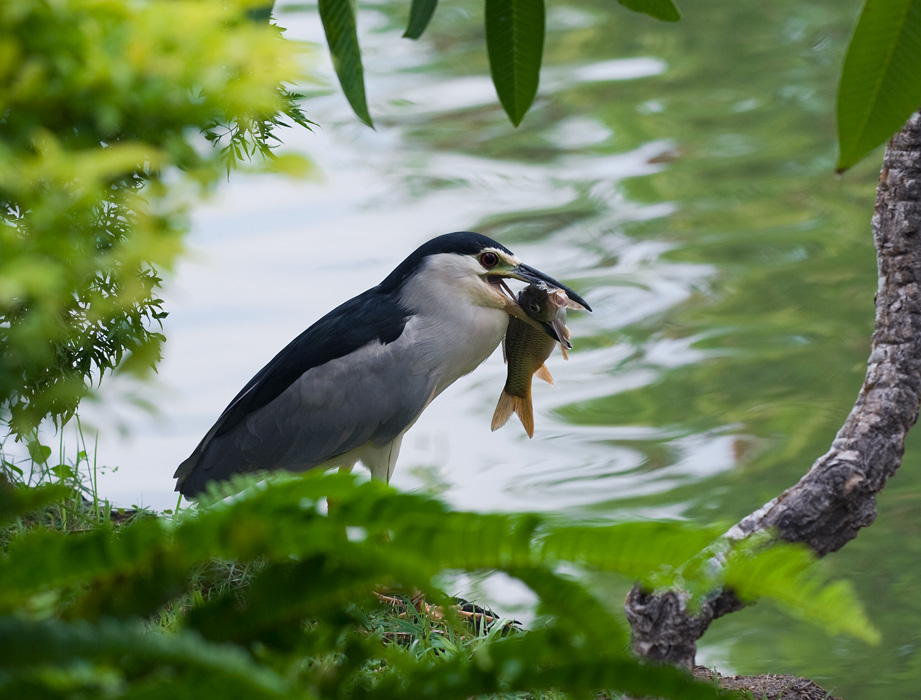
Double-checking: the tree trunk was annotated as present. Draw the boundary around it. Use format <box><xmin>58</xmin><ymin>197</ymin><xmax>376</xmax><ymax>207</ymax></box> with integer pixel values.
<box><xmin>624</xmin><ymin>111</ymin><xmax>921</xmax><ymax>669</ymax></box>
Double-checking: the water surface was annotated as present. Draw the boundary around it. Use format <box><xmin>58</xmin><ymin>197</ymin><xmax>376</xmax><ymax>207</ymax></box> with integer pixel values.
<box><xmin>78</xmin><ymin>0</ymin><xmax>921</xmax><ymax>696</ymax></box>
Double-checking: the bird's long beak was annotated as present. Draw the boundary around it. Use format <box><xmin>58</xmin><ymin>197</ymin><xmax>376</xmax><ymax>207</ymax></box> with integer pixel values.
<box><xmin>486</xmin><ymin>260</ymin><xmax>589</xmax><ymax>344</ymax></box>
<box><xmin>487</xmin><ymin>263</ymin><xmax>588</xmax><ymax>346</ymax></box>
<box><xmin>508</xmin><ymin>264</ymin><xmax>592</xmax><ymax>312</ymax></box>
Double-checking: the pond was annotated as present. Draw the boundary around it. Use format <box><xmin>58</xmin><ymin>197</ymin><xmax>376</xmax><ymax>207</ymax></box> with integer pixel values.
<box><xmin>79</xmin><ymin>0</ymin><xmax>920</xmax><ymax>696</ymax></box>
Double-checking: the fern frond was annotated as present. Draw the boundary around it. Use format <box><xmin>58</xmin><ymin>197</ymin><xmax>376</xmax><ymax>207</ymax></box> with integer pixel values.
<box><xmin>0</xmin><ymin>469</ymin><xmax>877</xmax><ymax>700</ymax></box>
<box><xmin>0</xmin><ymin>617</ymin><xmax>306</xmax><ymax>699</ymax></box>
<box><xmin>721</xmin><ymin>539</ymin><xmax>880</xmax><ymax>644</ymax></box>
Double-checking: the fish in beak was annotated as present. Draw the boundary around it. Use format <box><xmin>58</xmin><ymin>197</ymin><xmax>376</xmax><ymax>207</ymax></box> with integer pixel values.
<box><xmin>488</xmin><ymin>263</ymin><xmax>590</xmax><ymax>342</ymax></box>
<box><xmin>509</xmin><ymin>263</ymin><xmax>592</xmax><ymax>312</ymax></box>
<box><xmin>491</xmin><ymin>283</ymin><xmax>577</xmax><ymax>437</ymax></box>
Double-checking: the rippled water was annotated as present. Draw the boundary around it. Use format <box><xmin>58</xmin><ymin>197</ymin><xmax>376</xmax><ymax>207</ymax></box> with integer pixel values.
<box><xmin>72</xmin><ymin>0</ymin><xmax>921</xmax><ymax>696</ymax></box>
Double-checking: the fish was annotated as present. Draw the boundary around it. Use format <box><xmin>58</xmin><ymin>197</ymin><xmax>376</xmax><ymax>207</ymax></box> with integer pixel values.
<box><xmin>491</xmin><ymin>283</ymin><xmax>580</xmax><ymax>438</ymax></box>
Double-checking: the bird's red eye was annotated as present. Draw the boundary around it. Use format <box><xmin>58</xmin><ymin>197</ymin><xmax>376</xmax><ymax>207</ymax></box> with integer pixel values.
<box><xmin>479</xmin><ymin>251</ymin><xmax>499</xmax><ymax>268</ymax></box>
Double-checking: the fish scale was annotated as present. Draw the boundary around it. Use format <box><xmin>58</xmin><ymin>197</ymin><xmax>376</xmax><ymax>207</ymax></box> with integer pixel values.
<box><xmin>491</xmin><ymin>284</ymin><xmax>572</xmax><ymax>438</ymax></box>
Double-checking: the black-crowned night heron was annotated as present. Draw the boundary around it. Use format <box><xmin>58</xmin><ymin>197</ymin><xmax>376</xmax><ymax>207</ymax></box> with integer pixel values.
<box><xmin>174</xmin><ymin>232</ymin><xmax>590</xmax><ymax>498</ymax></box>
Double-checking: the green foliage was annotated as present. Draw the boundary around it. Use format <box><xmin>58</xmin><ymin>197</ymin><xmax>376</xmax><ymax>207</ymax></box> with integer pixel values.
<box><xmin>319</xmin><ymin>0</ymin><xmax>373</xmax><ymax>127</ymax></box>
<box><xmin>0</xmin><ymin>0</ymin><xmax>310</xmax><ymax>436</ymax></box>
<box><xmin>0</xmin><ymin>469</ymin><xmax>879</xmax><ymax>699</ymax></box>
<box><xmin>313</xmin><ymin>0</ymin><xmax>921</xmax><ymax>168</ymax></box>
<box><xmin>540</xmin><ymin>522</ymin><xmax>718</xmax><ymax>582</ymax></box>
<box><xmin>721</xmin><ymin>538</ymin><xmax>880</xmax><ymax>644</ymax></box>
<box><xmin>0</xmin><ymin>618</ymin><xmax>300</xmax><ymax>700</ymax></box>
<box><xmin>404</xmin><ymin>0</ymin><xmax>439</xmax><ymax>39</ymax></box>
<box><xmin>615</xmin><ymin>0</ymin><xmax>681</xmax><ymax>22</ymax></box>
<box><xmin>485</xmin><ymin>0</ymin><xmax>546</xmax><ymax>127</ymax></box>
<box><xmin>837</xmin><ymin>0</ymin><xmax>921</xmax><ymax>170</ymax></box>
<box><xmin>663</xmin><ymin>534</ymin><xmax>881</xmax><ymax>646</ymax></box>
<box><xmin>317</xmin><ymin>0</ymin><xmax>679</xmax><ymax>127</ymax></box>
<box><xmin>0</xmin><ymin>477</ymin><xmax>67</xmax><ymax>528</ymax></box>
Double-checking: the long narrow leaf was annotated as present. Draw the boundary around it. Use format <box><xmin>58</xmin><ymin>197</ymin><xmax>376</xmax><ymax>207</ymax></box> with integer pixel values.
<box><xmin>404</xmin><ymin>0</ymin><xmax>438</xmax><ymax>39</ymax></box>
<box><xmin>837</xmin><ymin>0</ymin><xmax>921</xmax><ymax>171</ymax></box>
<box><xmin>485</xmin><ymin>0</ymin><xmax>545</xmax><ymax>126</ymax></box>
<box><xmin>616</xmin><ymin>0</ymin><xmax>680</xmax><ymax>22</ymax></box>
<box><xmin>318</xmin><ymin>0</ymin><xmax>373</xmax><ymax>127</ymax></box>
<box><xmin>0</xmin><ymin>617</ymin><xmax>301</xmax><ymax>699</ymax></box>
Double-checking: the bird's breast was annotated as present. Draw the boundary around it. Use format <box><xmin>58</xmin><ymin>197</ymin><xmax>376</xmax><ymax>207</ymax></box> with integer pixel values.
<box><xmin>407</xmin><ymin>305</ymin><xmax>509</xmax><ymax>396</ymax></box>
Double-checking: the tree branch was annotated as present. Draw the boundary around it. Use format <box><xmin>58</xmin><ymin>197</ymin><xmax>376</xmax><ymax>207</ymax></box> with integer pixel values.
<box><xmin>624</xmin><ymin>112</ymin><xmax>921</xmax><ymax>669</ymax></box>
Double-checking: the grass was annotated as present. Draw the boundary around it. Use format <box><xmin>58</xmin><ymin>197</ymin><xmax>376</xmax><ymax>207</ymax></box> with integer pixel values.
<box><xmin>0</xmin><ymin>417</ymin><xmax>136</xmax><ymax>533</ymax></box>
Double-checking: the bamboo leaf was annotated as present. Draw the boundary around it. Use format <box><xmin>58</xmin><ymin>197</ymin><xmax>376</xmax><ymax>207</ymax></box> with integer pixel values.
<box><xmin>485</xmin><ymin>0</ymin><xmax>545</xmax><ymax>126</ymax></box>
<box><xmin>616</xmin><ymin>0</ymin><xmax>680</xmax><ymax>22</ymax></box>
<box><xmin>318</xmin><ymin>0</ymin><xmax>374</xmax><ymax>127</ymax></box>
<box><xmin>837</xmin><ymin>0</ymin><xmax>921</xmax><ymax>171</ymax></box>
<box><xmin>404</xmin><ymin>0</ymin><xmax>438</xmax><ymax>39</ymax></box>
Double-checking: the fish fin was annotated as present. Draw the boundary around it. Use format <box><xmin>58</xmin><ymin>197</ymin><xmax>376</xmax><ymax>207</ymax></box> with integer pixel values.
<box><xmin>552</xmin><ymin>318</ymin><xmax>572</xmax><ymax>348</ymax></box>
<box><xmin>551</xmin><ymin>318</ymin><xmax>572</xmax><ymax>361</ymax></box>
<box><xmin>491</xmin><ymin>390</ymin><xmax>516</xmax><ymax>431</ymax></box>
<box><xmin>515</xmin><ymin>392</ymin><xmax>535</xmax><ymax>438</ymax></box>
<box><xmin>535</xmin><ymin>364</ymin><xmax>554</xmax><ymax>385</ymax></box>
<box><xmin>491</xmin><ymin>391</ymin><xmax>535</xmax><ymax>438</ymax></box>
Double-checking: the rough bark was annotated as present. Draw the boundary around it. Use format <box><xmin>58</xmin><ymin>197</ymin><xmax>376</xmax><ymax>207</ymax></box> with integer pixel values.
<box><xmin>624</xmin><ymin>112</ymin><xmax>921</xmax><ymax>669</ymax></box>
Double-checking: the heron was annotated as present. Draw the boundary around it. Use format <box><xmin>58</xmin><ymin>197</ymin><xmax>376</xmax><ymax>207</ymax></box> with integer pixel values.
<box><xmin>174</xmin><ymin>232</ymin><xmax>590</xmax><ymax>498</ymax></box>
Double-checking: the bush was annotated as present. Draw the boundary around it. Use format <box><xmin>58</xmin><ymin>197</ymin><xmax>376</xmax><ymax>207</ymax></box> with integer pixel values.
<box><xmin>0</xmin><ymin>0</ymin><xmax>310</xmax><ymax>436</ymax></box>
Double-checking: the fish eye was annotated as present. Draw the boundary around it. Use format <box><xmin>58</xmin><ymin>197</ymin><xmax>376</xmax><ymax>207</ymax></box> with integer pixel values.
<box><xmin>479</xmin><ymin>251</ymin><xmax>499</xmax><ymax>268</ymax></box>
<box><xmin>529</xmin><ymin>302</ymin><xmax>541</xmax><ymax>313</ymax></box>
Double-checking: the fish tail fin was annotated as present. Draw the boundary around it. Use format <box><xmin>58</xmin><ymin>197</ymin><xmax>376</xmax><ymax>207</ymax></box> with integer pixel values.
<box><xmin>517</xmin><ymin>392</ymin><xmax>535</xmax><ymax>438</ymax></box>
<box><xmin>491</xmin><ymin>390</ymin><xmax>516</xmax><ymax>431</ymax></box>
<box><xmin>491</xmin><ymin>390</ymin><xmax>535</xmax><ymax>438</ymax></box>
<box><xmin>534</xmin><ymin>364</ymin><xmax>554</xmax><ymax>385</ymax></box>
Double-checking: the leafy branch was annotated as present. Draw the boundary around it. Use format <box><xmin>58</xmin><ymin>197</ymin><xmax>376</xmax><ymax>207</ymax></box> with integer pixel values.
<box><xmin>0</xmin><ymin>0</ymin><xmax>312</xmax><ymax>436</ymax></box>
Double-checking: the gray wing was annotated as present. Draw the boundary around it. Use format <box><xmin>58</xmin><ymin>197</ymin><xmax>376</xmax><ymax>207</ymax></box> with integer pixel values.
<box><xmin>176</xmin><ymin>334</ymin><xmax>436</xmax><ymax>496</ymax></box>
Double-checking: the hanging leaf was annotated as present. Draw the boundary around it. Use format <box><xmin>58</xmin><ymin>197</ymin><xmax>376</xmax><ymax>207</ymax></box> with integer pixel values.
<box><xmin>616</xmin><ymin>0</ymin><xmax>680</xmax><ymax>22</ymax></box>
<box><xmin>404</xmin><ymin>0</ymin><xmax>438</xmax><ymax>39</ymax></box>
<box><xmin>318</xmin><ymin>0</ymin><xmax>374</xmax><ymax>127</ymax></box>
<box><xmin>837</xmin><ymin>0</ymin><xmax>921</xmax><ymax>171</ymax></box>
<box><xmin>485</xmin><ymin>0</ymin><xmax>545</xmax><ymax>126</ymax></box>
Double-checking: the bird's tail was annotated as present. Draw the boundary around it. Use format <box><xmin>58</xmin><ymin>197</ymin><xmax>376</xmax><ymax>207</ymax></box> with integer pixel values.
<box><xmin>491</xmin><ymin>390</ymin><xmax>534</xmax><ymax>438</ymax></box>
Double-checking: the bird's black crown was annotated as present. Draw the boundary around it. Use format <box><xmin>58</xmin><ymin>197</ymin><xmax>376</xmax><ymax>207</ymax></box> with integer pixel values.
<box><xmin>378</xmin><ymin>231</ymin><xmax>512</xmax><ymax>294</ymax></box>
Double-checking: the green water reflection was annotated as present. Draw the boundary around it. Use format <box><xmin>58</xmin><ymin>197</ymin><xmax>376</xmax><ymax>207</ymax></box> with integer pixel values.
<box><xmin>290</xmin><ymin>0</ymin><xmax>918</xmax><ymax>695</ymax></box>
